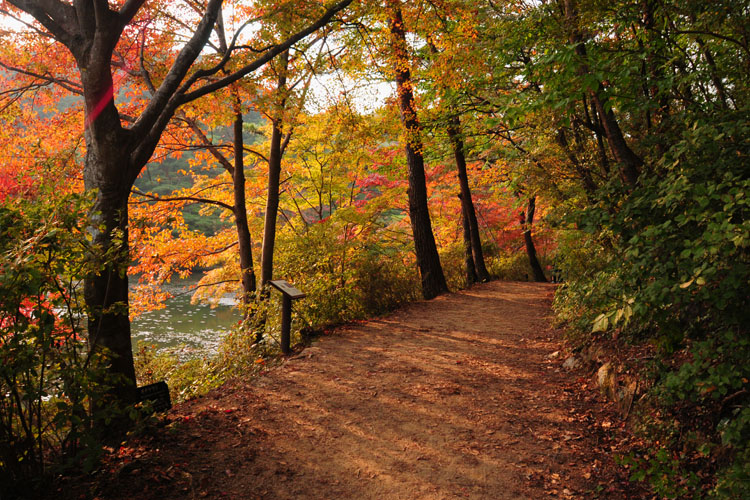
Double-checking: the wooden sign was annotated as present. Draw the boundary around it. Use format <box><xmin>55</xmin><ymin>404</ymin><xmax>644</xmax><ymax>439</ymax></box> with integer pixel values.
<box><xmin>269</xmin><ymin>279</ymin><xmax>306</xmax><ymax>355</ymax></box>
<box><xmin>137</xmin><ymin>381</ymin><xmax>172</xmax><ymax>412</ymax></box>
<box><xmin>269</xmin><ymin>280</ymin><xmax>306</xmax><ymax>299</ymax></box>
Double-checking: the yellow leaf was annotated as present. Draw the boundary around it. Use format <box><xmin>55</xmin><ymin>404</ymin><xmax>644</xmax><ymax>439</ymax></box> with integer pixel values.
<box><xmin>592</xmin><ymin>314</ymin><xmax>609</xmax><ymax>333</ymax></box>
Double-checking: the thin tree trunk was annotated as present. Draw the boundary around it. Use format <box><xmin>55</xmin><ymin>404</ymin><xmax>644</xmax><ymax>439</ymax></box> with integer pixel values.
<box><xmin>589</xmin><ymin>96</ymin><xmax>642</xmax><ymax>186</ymax></box>
<box><xmin>460</xmin><ymin>194</ymin><xmax>478</xmax><ymax>286</ymax></box>
<box><xmin>698</xmin><ymin>39</ymin><xmax>731</xmax><ymax>109</ymax></box>
<box><xmin>232</xmin><ymin>110</ymin><xmax>257</xmax><ymax>309</ymax></box>
<box><xmin>556</xmin><ymin>127</ymin><xmax>597</xmax><ymax>198</ymax></box>
<box><xmin>447</xmin><ymin>117</ymin><xmax>490</xmax><ymax>282</ymax></box>
<box><xmin>389</xmin><ymin>1</ymin><xmax>448</xmax><ymax>300</ymax></box>
<box><xmin>590</xmin><ymin>103</ymin><xmax>611</xmax><ymax>175</ymax></box>
<box><xmin>260</xmin><ymin>50</ymin><xmax>289</xmax><ymax>289</ymax></box>
<box><xmin>522</xmin><ymin>197</ymin><xmax>548</xmax><ymax>283</ymax></box>
<box><xmin>564</xmin><ymin>0</ymin><xmax>642</xmax><ymax>187</ymax></box>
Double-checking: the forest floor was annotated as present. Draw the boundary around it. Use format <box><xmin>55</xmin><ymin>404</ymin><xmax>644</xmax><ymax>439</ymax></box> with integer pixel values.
<box><xmin>54</xmin><ymin>281</ymin><xmax>649</xmax><ymax>499</ymax></box>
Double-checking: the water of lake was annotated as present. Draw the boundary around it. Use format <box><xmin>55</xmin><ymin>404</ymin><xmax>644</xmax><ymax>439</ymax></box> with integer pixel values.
<box><xmin>130</xmin><ymin>275</ymin><xmax>239</xmax><ymax>359</ymax></box>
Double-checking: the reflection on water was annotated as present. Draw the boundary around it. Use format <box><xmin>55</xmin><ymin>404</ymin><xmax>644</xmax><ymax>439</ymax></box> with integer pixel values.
<box><xmin>130</xmin><ymin>275</ymin><xmax>239</xmax><ymax>359</ymax></box>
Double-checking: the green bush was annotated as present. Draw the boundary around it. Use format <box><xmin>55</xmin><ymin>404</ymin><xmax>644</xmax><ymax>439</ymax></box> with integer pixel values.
<box><xmin>487</xmin><ymin>250</ymin><xmax>553</xmax><ymax>282</ymax></box>
<box><xmin>273</xmin><ymin>219</ymin><xmax>421</xmax><ymax>328</ymax></box>
<box><xmin>0</xmin><ymin>194</ymin><xmax>121</xmax><ymax>497</ymax></box>
<box><xmin>558</xmin><ymin>116</ymin><xmax>750</xmax><ymax>497</ymax></box>
<box><xmin>552</xmin><ymin>230</ymin><xmax>619</xmax><ymax>339</ymax></box>
<box><xmin>439</xmin><ymin>242</ymin><xmax>471</xmax><ymax>290</ymax></box>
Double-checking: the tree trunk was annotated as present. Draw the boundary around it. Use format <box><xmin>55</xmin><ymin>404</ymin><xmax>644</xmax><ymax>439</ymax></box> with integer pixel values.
<box><xmin>460</xmin><ymin>194</ymin><xmax>478</xmax><ymax>286</ymax></box>
<box><xmin>589</xmin><ymin>96</ymin><xmax>642</xmax><ymax>186</ymax></box>
<box><xmin>180</xmin><ymin>103</ymin><xmax>257</xmax><ymax>308</ymax></box>
<box><xmin>232</xmin><ymin>111</ymin><xmax>257</xmax><ymax>308</ymax></box>
<box><xmin>260</xmin><ymin>50</ymin><xmax>289</xmax><ymax>289</ymax></box>
<box><xmin>83</xmin><ymin>147</ymin><xmax>138</xmax><ymax>406</ymax></box>
<box><xmin>447</xmin><ymin>117</ymin><xmax>490</xmax><ymax>282</ymax></box>
<box><xmin>78</xmin><ymin>42</ymin><xmax>139</xmax><ymax>406</ymax></box>
<box><xmin>590</xmin><ymin>102</ymin><xmax>611</xmax><ymax>175</ymax></box>
<box><xmin>556</xmin><ymin>127</ymin><xmax>597</xmax><ymax>198</ymax></box>
<box><xmin>521</xmin><ymin>197</ymin><xmax>548</xmax><ymax>283</ymax></box>
<box><xmin>563</xmin><ymin>0</ymin><xmax>642</xmax><ymax>187</ymax></box>
<box><xmin>389</xmin><ymin>1</ymin><xmax>448</xmax><ymax>300</ymax></box>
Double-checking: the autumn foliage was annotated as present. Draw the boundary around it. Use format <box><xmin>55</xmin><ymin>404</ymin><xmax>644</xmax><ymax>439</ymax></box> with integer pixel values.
<box><xmin>2</xmin><ymin>0</ymin><xmax>749</xmax><ymax>497</ymax></box>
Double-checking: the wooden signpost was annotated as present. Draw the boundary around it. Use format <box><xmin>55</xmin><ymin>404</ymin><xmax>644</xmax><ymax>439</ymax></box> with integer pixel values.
<box><xmin>269</xmin><ymin>280</ymin><xmax>306</xmax><ymax>355</ymax></box>
<box><xmin>136</xmin><ymin>381</ymin><xmax>172</xmax><ymax>412</ymax></box>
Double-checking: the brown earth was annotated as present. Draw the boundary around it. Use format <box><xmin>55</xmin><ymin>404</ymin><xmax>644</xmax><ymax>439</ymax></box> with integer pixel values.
<box><xmin>53</xmin><ymin>281</ymin><xmax>649</xmax><ymax>499</ymax></box>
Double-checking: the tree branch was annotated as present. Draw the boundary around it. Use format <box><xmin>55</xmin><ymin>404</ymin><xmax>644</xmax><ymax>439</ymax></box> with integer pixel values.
<box><xmin>117</xmin><ymin>0</ymin><xmax>147</xmax><ymax>29</ymax></box>
<box><xmin>6</xmin><ymin>0</ymin><xmax>76</xmax><ymax>46</ymax></box>
<box><xmin>0</xmin><ymin>61</ymin><xmax>83</xmax><ymax>95</ymax></box>
<box><xmin>176</xmin><ymin>114</ymin><xmax>235</xmax><ymax>175</ymax></box>
<box><xmin>180</xmin><ymin>0</ymin><xmax>354</xmax><ymax>104</ymax></box>
<box><xmin>130</xmin><ymin>188</ymin><xmax>234</xmax><ymax>212</ymax></box>
<box><xmin>129</xmin><ymin>0</ymin><xmax>224</xmax><ymax>161</ymax></box>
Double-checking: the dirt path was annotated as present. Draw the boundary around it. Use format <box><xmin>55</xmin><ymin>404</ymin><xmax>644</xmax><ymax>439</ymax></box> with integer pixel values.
<box><xmin>68</xmin><ymin>281</ymin><xmax>640</xmax><ymax>499</ymax></box>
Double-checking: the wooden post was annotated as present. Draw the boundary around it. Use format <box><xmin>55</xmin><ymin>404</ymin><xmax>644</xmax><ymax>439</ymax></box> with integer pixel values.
<box><xmin>280</xmin><ymin>294</ymin><xmax>292</xmax><ymax>355</ymax></box>
<box><xmin>269</xmin><ymin>280</ymin><xmax>306</xmax><ymax>355</ymax></box>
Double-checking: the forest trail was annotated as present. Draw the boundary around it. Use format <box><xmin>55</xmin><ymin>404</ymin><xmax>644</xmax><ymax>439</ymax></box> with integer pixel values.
<box><xmin>77</xmin><ymin>281</ymin><xmax>635</xmax><ymax>499</ymax></box>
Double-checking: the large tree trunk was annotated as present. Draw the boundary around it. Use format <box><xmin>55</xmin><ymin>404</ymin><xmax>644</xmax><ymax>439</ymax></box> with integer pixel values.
<box><xmin>389</xmin><ymin>1</ymin><xmax>448</xmax><ymax>300</ymax></box>
<box><xmin>232</xmin><ymin>111</ymin><xmax>257</xmax><ymax>307</ymax></box>
<box><xmin>83</xmin><ymin>187</ymin><xmax>137</xmax><ymax>405</ymax></box>
<box><xmin>260</xmin><ymin>50</ymin><xmax>289</xmax><ymax>289</ymax></box>
<box><xmin>521</xmin><ymin>197</ymin><xmax>548</xmax><ymax>283</ymax></box>
<box><xmin>79</xmin><ymin>40</ymin><xmax>139</xmax><ymax>406</ymax></box>
<box><xmin>447</xmin><ymin>117</ymin><xmax>490</xmax><ymax>282</ymax></box>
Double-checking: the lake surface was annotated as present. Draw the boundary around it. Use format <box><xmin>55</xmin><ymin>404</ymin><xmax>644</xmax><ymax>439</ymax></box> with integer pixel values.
<box><xmin>130</xmin><ymin>275</ymin><xmax>239</xmax><ymax>359</ymax></box>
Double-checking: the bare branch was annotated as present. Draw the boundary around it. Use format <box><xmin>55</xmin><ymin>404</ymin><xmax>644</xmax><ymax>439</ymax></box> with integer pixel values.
<box><xmin>0</xmin><ymin>60</ymin><xmax>83</xmax><ymax>95</ymax></box>
<box><xmin>131</xmin><ymin>187</ymin><xmax>234</xmax><ymax>212</ymax></box>
<box><xmin>180</xmin><ymin>0</ymin><xmax>354</xmax><ymax>104</ymax></box>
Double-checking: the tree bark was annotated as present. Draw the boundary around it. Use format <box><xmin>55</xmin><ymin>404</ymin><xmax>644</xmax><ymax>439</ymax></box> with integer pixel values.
<box><xmin>389</xmin><ymin>1</ymin><xmax>448</xmax><ymax>300</ymax></box>
<box><xmin>460</xmin><ymin>194</ymin><xmax>478</xmax><ymax>286</ymax></box>
<box><xmin>447</xmin><ymin>117</ymin><xmax>490</xmax><ymax>282</ymax></box>
<box><xmin>83</xmin><ymin>185</ymin><xmax>138</xmax><ymax>405</ymax></box>
<box><xmin>260</xmin><ymin>50</ymin><xmax>290</xmax><ymax>289</ymax></box>
<box><xmin>232</xmin><ymin>111</ymin><xmax>257</xmax><ymax>307</ymax></box>
<box><xmin>556</xmin><ymin>127</ymin><xmax>597</xmax><ymax>198</ymax></box>
<box><xmin>75</xmin><ymin>10</ymin><xmax>139</xmax><ymax>406</ymax></box>
<box><xmin>521</xmin><ymin>197</ymin><xmax>548</xmax><ymax>283</ymax></box>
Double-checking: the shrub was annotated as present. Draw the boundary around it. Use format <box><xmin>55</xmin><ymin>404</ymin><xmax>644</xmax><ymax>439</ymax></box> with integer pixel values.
<box><xmin>0</xmin><ymin>193</ymin><xmax>120</xmax><ymax>497</ymax></box>
<box><xmin>557</xmin><ymin>117</ymin><xmax>750</xmax><ymax>497</ymax></box>
<box><xmin>273</xmin><ymin>217</ymin><xmax>421</xmax><ymax>328</ymax></box>
<box><xmin>487</xmin><ymin>249</ymin><xmax>554</xmax><ymax>282</ymax></box>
